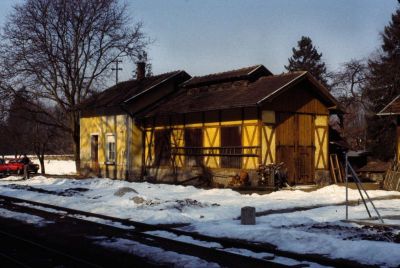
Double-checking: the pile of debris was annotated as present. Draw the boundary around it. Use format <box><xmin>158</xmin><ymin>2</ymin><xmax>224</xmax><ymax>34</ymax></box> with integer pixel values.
<box><xmin>383</xmin><ymin>162</ymin><xmax>400</xmax><ymax>191</ymax></box>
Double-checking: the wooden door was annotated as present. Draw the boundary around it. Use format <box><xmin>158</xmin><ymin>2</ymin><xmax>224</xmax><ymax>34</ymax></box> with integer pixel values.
<box><xmin>297</xmin><ymin>114</ymin><xmax>314</xmax><ymax>184</ymax></box>
<box><xmin>276</xmin><ymin>113</ymin><xmax>314</xmax><ymax>184</ymax></box>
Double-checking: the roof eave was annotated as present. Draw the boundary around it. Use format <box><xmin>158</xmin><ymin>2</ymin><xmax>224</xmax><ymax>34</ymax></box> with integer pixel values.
<box><xmin>377</xmin><ymin>112</ymin><xmax>400</xmax><ymax>116</ymax></box>
<box><xmin>377</xmin><ymin>94</ymin><xmax>400</xmax><ymax>116</ymax></box>
<box><xmin>123</xmin><ymin>71</ymin><xmax>186</xmax><ymax>104</ymax></box>
<box><xmin>256</xmin><ymin>72</ymin><xmax>307</xmax><ymax>105</ymax></box>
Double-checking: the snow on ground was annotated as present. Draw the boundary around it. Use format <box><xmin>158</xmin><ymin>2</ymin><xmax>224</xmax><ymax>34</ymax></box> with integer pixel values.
<box><xmin>3</xmin><ymin>155</ymin><xmax>76</xmax><ymax>175</ymax></box>
<box><xmin>31</xmin><ymin>159</ymin><xmax>76</xmax><ymax>175</ymax></box>
<box><xmin>0</xmin><ymin>176</ymin><xmax>398</xmax><ymax>224</ymax></box>
<box><xmin>92</xmin><ymin>236</ymin><xmax>220</xmax><ymax>268</ymax></box>
<box><xmin>0</xmin><ymin>176</ymin><xmax>399</xmax><ymax>266</ymax></box>
<box><xmin>0</xmin><ymin>207</ymin><xmax>53</xmax><ymax>227</ymax></box>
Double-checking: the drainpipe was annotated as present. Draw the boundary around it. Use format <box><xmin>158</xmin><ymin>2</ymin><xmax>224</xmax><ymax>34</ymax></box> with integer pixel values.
<box><xmin>125</xmin><ymin>114</ymin><xmax>132</xmax><ymax>179</ymax></box>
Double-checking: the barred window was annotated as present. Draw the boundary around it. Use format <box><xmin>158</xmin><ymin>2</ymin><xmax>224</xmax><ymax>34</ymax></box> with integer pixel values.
<box><xmin>220</xmin><ymin>126</ymin><xmax>242</xmax><ymax>168</ymax></box>
<box><xmin>154</xmin><ymin>129</ymin><xmax>171</xmax><ymax>166</ymax></box>
<box><xmin>184</xmin><ymin>128</ymin><xmax>203</xmax><ymax>166</ymax></box>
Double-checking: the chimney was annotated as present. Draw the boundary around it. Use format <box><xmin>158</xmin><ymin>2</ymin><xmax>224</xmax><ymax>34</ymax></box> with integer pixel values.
<box><xmin>136</xmin><ymin>61</ymin><xmax>146</xmax><ymax>80</ymax></box>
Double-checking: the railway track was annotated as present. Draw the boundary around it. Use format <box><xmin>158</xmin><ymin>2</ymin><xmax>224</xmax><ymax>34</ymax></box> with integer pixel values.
<box><xmin>0</xmin><ymin>194</ymin><xmax>371</xmax><ymax>268</ymax></box>
<box><xmin>0</xmin><ymin>228</ymin><xmax>103</xmax><ymax>268</ymax></box>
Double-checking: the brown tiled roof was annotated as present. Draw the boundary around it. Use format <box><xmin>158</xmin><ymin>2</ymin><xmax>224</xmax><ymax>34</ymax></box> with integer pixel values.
<box><xmin>79</xmin><ymin>71</ymin><xmax>185</xmax><ymax>110</ymax></box>
<box><xmin>145</xmin><ymin>71</ymin><xmax>315</xmax><ymax>116</ymax></box>
<box><xmin>378</xmin><ymin>95</ymin><xmax>400</xmax><ymax>115</ymax></box>
<box><xmin>183</xmin><ymin>65</ymin><xmax>272</xmax><ymax>88</ymax></box>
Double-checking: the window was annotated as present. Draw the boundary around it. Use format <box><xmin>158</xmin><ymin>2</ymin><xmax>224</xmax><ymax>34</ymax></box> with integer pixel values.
<box><xmin>184</xmin><ymin>128</ymin><xmax>203</xmax><ymax>166</ymax></box>
<box><xmin>154</xmin><ymin>129</ymin><xmax>171</xmax><ymax>166</ymax></box>
<box><xmin>106</xmin><ymin>134</ymin><xmax>116</xmax><ymax>163</ymax></box>
<box><xmin>220</xmin><ymin>126</ymin><xmax>242</xmax><ymax>168</ymax></box>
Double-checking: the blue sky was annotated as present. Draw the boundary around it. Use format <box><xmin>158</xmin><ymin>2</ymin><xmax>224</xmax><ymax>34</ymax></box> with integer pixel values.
<box><xmin>0</xmin><ymin>0</ymin><xmax>397</xmax><ymax>81</ymax></box>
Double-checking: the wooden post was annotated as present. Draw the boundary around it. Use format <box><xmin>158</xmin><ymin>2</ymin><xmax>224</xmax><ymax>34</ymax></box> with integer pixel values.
<box><xmin>241</xmin><ymin>206</ymin><xmax>256</xmax><ymax>225</ymax></box>
<box><xmin>24</xmin><ymin>165</ymin><xmax>29</xmax><ymax>180</ymax></box>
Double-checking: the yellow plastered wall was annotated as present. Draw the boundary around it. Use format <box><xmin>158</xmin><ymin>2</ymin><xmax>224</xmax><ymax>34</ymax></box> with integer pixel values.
<box><xmin>131</xmin><ymin>124</ymin><xmax>142</xmax><ymax>170</ymax></box>
<box><xmin>314</xmin><ymin>115</ymin><xmax>329</xmax><ymax>169</ymax></box>
<box><xmin>115</xmin><ymin>115</ymin><xmax>127</xmax><ymax>178</ymax></box>
<box><xmin>80</xmin><ymin>115</ymin><xmax>143</xmax><ymax>179</ymax></box>
<box><xmin>261</xmin><ymin>125</ymin><xmax>275</xmax><ymax>164</ymax></box>
<box><xmin>242</xmin><ymin>125</ymin><xmax>259</xmax><ymax>169</ymax></box>
<box><xmin>144</xmin><ymin>129</ymin><xmax>155</xmax><ymax>166</ymax></box>
<box><xmin>397</xmin><ymin>136</ymin><xmax>400</xmax><ymax>162</ymax></box>
<box><xmin>204</xmin><ymin>127</ymin><xmax>220</xmax><ymax>168</ymax></box>
<box><xmin>171</xmin><ymin>128</ymin><xmax>185</xmax><ymax>167</ymax></box>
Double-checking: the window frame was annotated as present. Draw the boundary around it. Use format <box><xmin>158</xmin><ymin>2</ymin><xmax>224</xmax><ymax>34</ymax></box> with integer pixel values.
<box><xmin>105</xmin><ymin>133</ymin><xmax>116</xmax><ymax>164</ymax></box>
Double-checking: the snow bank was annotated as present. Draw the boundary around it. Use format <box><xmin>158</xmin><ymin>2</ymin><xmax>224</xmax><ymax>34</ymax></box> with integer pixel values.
<box><xmin>1</xmin><ymin>176</ymin><xmax>400</xmax><ymax>266</ymax></box>
<box><xmin>0</xmin><ymin>176</ymin><xmax>398</xmax><ymax>224</ymax></box>
<box><xmin>31</xmin><ymin>159</ymin><xmax>76</xmax><ymax>175</ymax></box>
<box><xmin>0</xmin><ymin>207</ymin><xmax>53</xmax><ymax>227</ymax></box>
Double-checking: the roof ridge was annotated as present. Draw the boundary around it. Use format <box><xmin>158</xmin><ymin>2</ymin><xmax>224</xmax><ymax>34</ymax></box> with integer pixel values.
<box><xmin>114</xmin><ymin>70</ymin><xmax>182</xmax><ymax>86</ymax></box>
<box><xmin>256</xmin><ymin>70</ymin><xmax>306</xmax><ymax>81</ymax></box>
<box><xmin>188</xmin><ymin>65</ymin><xmax>261</xmax><ymax>80</ymax></box>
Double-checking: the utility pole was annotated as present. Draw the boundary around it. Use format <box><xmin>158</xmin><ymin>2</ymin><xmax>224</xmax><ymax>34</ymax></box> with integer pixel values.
<box><xmin>111</xmin><ymin>59</ymin><xmax>123</xmax><ymax>84</ymax></box>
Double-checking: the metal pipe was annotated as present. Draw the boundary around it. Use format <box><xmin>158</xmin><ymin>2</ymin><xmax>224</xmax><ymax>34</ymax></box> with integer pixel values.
<box><xmin>351</xmin><ymin>170</ymin><xmax>372</xmax><ymax>218</ymax></box>
<box><xmin>347</xmin><ymin>163</ymin><xmax>384</xmax><ymax>224</ymax></box>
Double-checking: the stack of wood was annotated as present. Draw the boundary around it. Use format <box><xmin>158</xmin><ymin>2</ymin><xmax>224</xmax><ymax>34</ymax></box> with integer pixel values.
<box><xmin>228</xmin><ymin>170</ymin><xmax>250</xmax><ymax>187</ymax></box>
<box><xmin>383</xmin><ymin>162</ymin><xmax>400</xmax><ymax>191</ymax></box>
<box><xmin>257</xmin><ymin>162</ymin><xmax>286</xmax><ymax>188</ymax></box>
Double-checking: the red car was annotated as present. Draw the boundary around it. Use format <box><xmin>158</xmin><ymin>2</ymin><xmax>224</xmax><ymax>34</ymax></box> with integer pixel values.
<box><xmin>0</xmin><ymin>159</ymin><xmax>39</xmax><ymax>176</ymax></box>
<box><xmin>0</xmin><ymin>159</ymin><xmax>8</xmax><ymax>174</ymax></box>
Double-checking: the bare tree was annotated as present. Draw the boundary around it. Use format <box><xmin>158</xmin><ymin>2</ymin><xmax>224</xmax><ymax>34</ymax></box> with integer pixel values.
<box><xmin>330</xmin><ymin>59</ymin><xmax>367</xmax><ymax>104</ymax></box>
<box><xmin>330</xmin><ymin>59</ymin><xmax>370</xmax><ymax>150</ymax></box>
<box><xmin>0</xmin><ymin>0</ymin><xmax>148</xmax><ymax>170</ymax></box>
<box><xmin>4</xmin><ymin>89</ymin><xmax>65</xmax><ymax>173</ymax></box>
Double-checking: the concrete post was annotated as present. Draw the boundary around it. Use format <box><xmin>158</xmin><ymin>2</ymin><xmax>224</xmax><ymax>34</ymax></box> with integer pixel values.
<box><xmin>241</xmin><ymin>206</ymin><xmax>256</xmax><ymax>225</ymax></box>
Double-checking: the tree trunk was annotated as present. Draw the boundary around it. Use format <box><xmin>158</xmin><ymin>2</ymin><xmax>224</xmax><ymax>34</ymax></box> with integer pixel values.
<box><xmin>39</xmin><ymin>155</ymin><xmax>45</xmax><ymax>175</ymax></box>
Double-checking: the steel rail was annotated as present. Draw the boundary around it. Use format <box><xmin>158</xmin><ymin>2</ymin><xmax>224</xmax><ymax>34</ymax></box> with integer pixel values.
<box><xmin>0</xmin><ymin>195</ymin><xmax>287</xmax><ymax>268</ymax></box>
<box><xmin>0</xmin><ymin>229</ymin><xmax>102</xmax><ymax>268</ymax></box>
<box><xmin>0</xmin><ymin>194</ymin><xmax>372</xmax><ymax>268</ymax></box>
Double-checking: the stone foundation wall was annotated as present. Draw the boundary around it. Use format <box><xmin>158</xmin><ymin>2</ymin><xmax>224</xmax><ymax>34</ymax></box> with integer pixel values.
<box><xmin>145</xmin><ymin>167</ymin><xmax>259</xmax><ymax>187</ymax></box>
<box><xmin>314</xmin><ymin>170</ymin><xmax>331</xmax><ymax>186</ymax></box>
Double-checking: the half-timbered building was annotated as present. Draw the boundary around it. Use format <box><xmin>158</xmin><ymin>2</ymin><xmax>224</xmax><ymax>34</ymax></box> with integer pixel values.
<box><xmin>79</xmin><ymin>63</ymin><xmax>190</xmax><ymax>179</ymax></box>
<box><xmin>138</xmin><ymin>65</ymin><xmax>340</xmax><ymax>185</ymax></box>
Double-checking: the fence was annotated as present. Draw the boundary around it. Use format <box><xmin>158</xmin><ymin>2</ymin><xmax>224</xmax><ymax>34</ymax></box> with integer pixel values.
<box><xmin>383</xmin><ymin>164</ymin><xmax>400</xmax><ymax>191</ymax></box>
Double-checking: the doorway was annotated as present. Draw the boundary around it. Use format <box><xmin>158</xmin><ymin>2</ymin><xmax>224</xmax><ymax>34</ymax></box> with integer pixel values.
<box><xmin>276</xmin><ymin>113</ymin><xmax>314</xmax><ymax>184</ymax></box>
<box><xmin>91</xmin><ymin>135</ymin><xmax>99</xmax><ymax>171</ymax></box>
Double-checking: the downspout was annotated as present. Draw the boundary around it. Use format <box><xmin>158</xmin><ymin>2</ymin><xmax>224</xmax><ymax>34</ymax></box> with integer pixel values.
<box><xmin>121</xmin><ymin>104</ymin><xmax>134</xmax><ymax>180</ymax></box>
<box><xmin>121</xmin><ymin>104</ymin><xmax>147</xmax><ymax>180</ymax></box>
<box><xmin>125</xmin><ymin>114</ymin><xmax>132</xmax><ymax>179</ymax></box>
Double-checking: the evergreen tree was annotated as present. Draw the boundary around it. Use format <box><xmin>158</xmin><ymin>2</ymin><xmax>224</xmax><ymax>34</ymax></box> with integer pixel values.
<box><xmin>285</xmin><ymin>36</ymin><xmax>328</xmax><ymax>86</ymax></box>
<box><xmin>365</xmin><ymin>6</ymin><xmax>400</xmax><ymax>160</ymax></box>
